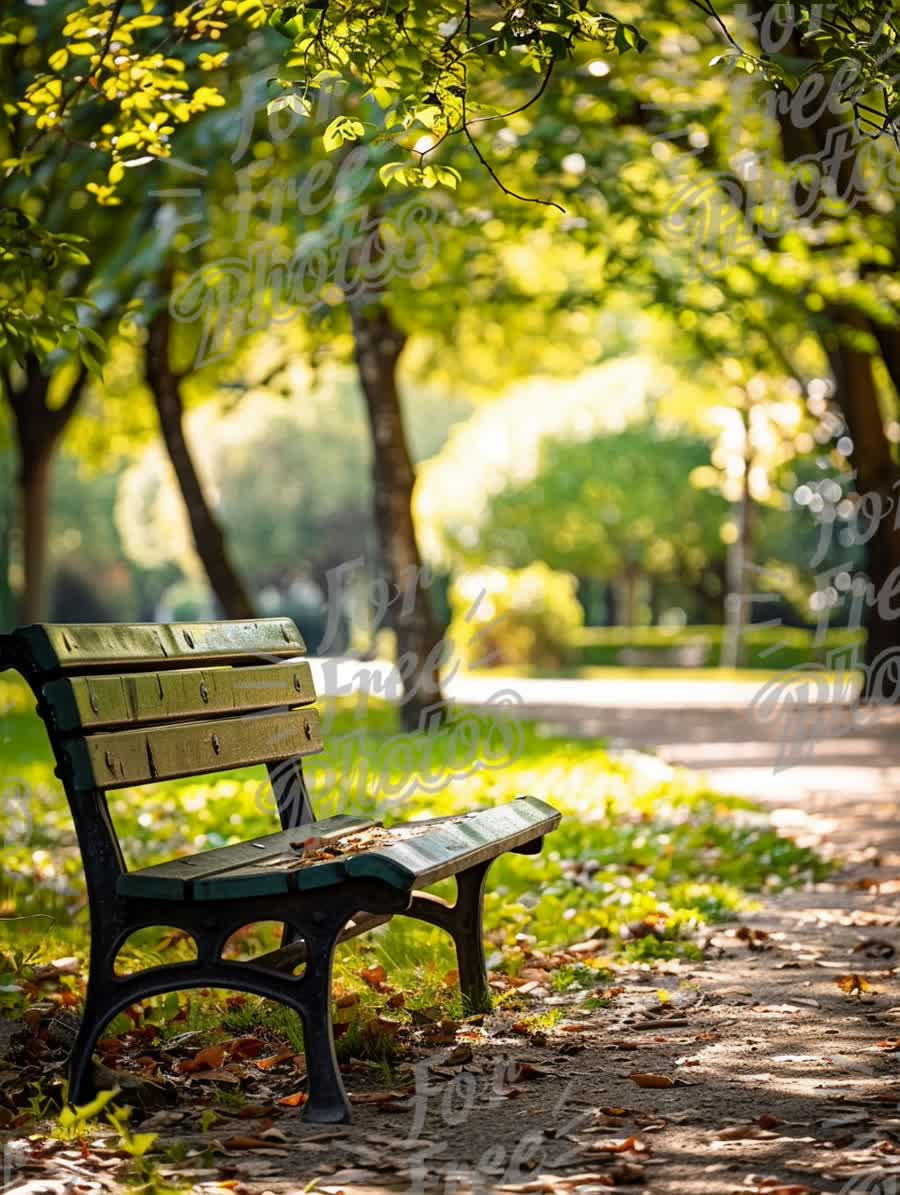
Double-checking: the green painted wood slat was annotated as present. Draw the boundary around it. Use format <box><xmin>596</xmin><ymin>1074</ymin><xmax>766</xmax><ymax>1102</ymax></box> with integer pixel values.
<box><xmin>42</xmin><ymin>660</ymin><xmax>317</xmax><ymax>732</ymax></box>
<box><xmin>10</xmin><ymin>618</ymin><xmax>305</xmax><ymax>675</ymax></box>
<box><xmin>61</xmin><ymin>706</ymin><xmax>324</xmax><ymax>792</ymax></box>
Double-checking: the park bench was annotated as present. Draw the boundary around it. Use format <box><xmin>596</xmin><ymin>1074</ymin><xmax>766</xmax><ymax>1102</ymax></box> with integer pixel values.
<box><xmin>1</xmin><ymin>618</ymin><xmax>560</xmax><ymax>1123</ymax></box>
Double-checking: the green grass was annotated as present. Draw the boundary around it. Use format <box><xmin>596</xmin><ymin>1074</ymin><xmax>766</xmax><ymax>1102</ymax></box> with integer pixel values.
<box><xmin>0</xmin><ymin>673</ymin><xmax>829</xmax><ymax>1075</ymax></box>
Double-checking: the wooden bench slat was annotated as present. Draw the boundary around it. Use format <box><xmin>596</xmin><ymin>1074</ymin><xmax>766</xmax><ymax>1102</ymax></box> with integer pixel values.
<box><xmin>42</xmin><ymin>661</ymin><xmax>317</xmax><ymax>732</ymax></box>
<box><xmin>117</xmin><ymin>815</ymin><xmax>373</xmax><ymax>900</ymax></box>
<box><xmin>344</xmin><ymin>796</ymin><xmax>561</xmax><ymax>891</ymax></box>
<box><xmin>61</xmin><ymin>706</ymin><xmax>324</xmax><ymax>792</ymax></box>
<box><xmin>123</xmin><ymin>797</ymin><xmax>560</xmax><ymax>901</ymax></box>
<box><xmin>11</xmin><ymin>618</ymin><xmax>305</xmax><ymax>675</ymax></box>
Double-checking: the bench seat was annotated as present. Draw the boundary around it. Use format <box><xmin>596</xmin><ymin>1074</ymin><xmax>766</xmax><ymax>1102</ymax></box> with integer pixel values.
<box><xmin>119</xmin><ymin>797</ymin><xmax>559</xmax><ymax>901</ymax></box>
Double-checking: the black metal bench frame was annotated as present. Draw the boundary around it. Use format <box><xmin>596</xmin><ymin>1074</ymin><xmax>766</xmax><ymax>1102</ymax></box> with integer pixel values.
<box><xmin>1</xmin><ymin>618</ymin><xmax>560</xmax><ymax>1123</ymax></box>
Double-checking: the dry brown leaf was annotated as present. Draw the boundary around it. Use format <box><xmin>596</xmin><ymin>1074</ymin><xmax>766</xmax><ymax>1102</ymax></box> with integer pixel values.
<box><xmin>226</xmin><ymin>1036</ymin><xmax>264</xmax><ymax>1060</ymax></box>
<box><xmin>194</xmin><ymin>1044</ymin><xmax>226</xmax><ymax>1069</ymax></box>
<box><xmin>257</xmin><ymin>1048</ymin><xmax>294</xmax><ymax>1070</ymax></box>
<box><xmin>222</xmin><ymin>1135</ymin><xmax>271</xmax><ymax>1150</ymax></box>
<box><xmin>277</xmin><ymin>1091</ymin><xmax>308</xmax><ymax>1107</ymax></box>
<box><xmin>588</xmin><ymin>1136</ymin><xmax>648</xmax><ymax>1154</ymax></box>
<box><xmin>191</xmin><ymin>1067</ymin><xmax>242</xmax><ymax>1084</ymax></box>
<box><xmin>368</xmin><ymin>1016</ymin><xmax>402</xmax><ymax>1036</ymax></box>
<box><xmin>236</xmin><ymin>1104</ymin><xmax>277</xmax><ymax>1118</ymax></box>
<box><xmin>335</xmin><ymin>992</ymin><xmax>360</xmax><ymax>1009</ymax></box>
<box><xmin>629</xmin><ymin>1073</ymin><xmax>673</xmax><ymax>1089</ymax></box>
<box><xmin>359</xmin><ymin>964</ymin><xmax>387</xmax><ymax>988</ymax></box>
<box><xmin>715</xmin><ymin>1124</ymin><xmax>769</xmax><ymax>1140</ymax></box>
<box><xmin>515</xmin><ymin>1063</ymin><xmax>552</xmax><ymax>1080</ymax></box>
<box><xmin>350</xmin><ymin>1088</ymin><xmax>413</xmax><ymax>1104</ymax></box>
<box><xmin>836</xmin><ymin>973</ymin><xmax>875</xmax><ymax>996</ymax></box>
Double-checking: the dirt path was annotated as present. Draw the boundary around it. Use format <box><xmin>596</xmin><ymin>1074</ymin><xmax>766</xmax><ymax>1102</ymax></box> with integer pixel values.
<box><xmin>6</xmin><ymin>696</ymin><xmax>900</xmax><ymax>1195</ymax></box>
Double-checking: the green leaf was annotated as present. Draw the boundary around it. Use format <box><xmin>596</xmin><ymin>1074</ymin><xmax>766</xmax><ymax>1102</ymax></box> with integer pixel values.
<box><xmin>323</xmin><ymin>116</ymin><xmax>365</xmax><ymax>151</ymax></box>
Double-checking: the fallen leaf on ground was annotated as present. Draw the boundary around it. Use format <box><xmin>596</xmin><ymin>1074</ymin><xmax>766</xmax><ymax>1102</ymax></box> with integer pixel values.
<box><xmin>194</xmin><ymin>1044</ymin><xmax>226</xmax><ymax>1069</ymax></box>
<box><xmin>226</xmin><ymin>1037</ymin><xmax>264</xmax><ymax>1060</ymax></box>
<box><xmin>359</xmin><ymin>965</ymin><xmax>387</xmax><ymax>988</ymax></box>
<box><xmin>257</xmin><ymin>1048</ymin><xmax>294</xmax><ymax>1070</ymax></box>
<box><xmin>715</xmin><ymin>1124</ymin><xmax>771</xmax><ymax>1140</ymax></box>
<box><xmin>191</xmin><ymin>1067</ymin><xmax>241</xmax><ymax>1084</ymax></box>
<box><xmin>277</xmin><ymin>1091</ymin><xmax>308</xmax><ymax>1107</ymax></box>
<box><xmin>629</xmin><ymin>1073</ymin><xmax>673</xmax><ymax>1089</ymax></box>
<box><xmin>836</xmin><ymin>973</ymin><xmax>875</xmax><ymax>996</ymax></box>
<box><xmin>350</xmin><ymin>1089</ymin><xmax>413</xmax><ymax>1104</ymax></box>
<box><xmin>588</xmin><ymin>1136</ymin><xmax>648</xmax><ymax>1154</ymax></box>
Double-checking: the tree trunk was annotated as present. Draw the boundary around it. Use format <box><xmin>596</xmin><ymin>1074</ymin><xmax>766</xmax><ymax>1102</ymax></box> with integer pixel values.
<box><xmin>823</xmin><ymin>309</ymin><xmax>900</xmax><ymax>682</ymax></box>
<box><xmin>4</xmin><ymin>356</ymin><xmax>87</xmax><ymax>623</ymax></box>
<box><xmin>19</xmin><ymin>446</ymin><xmax>53</xmax><ymax>624</ymax></box>
<box><xmin>744</xmin><ymin>8</ymin><xmax>900</xmax><ymax>691</ymax></box>
<box><xmin>144</xmin><ymin>304</ymin><xmax>256</xmax><ymax>621</ymax></box>
<box><xmin>350</xmin><ymin>299</ymin><xmax>447</xmax><ymax>732</ymax></box>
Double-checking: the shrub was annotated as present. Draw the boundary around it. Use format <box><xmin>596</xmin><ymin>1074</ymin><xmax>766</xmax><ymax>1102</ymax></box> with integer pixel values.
<box><xmin>449</xmin><ymin>564</ymin><xmax>584</xmax><ymax>671</ymax></box>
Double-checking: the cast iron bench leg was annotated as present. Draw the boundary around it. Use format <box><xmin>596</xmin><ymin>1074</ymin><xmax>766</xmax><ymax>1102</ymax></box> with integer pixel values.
<box><xmin>407</xmin><ymin>859</ymin><xmax>493</xmax><ymax>1015</ymax></box>
<box><xmin>297</xmin><ymin>921</ymin><xmax>352</xmax><ymax>1123</ymax></box>
<box><xmin>68</xmin><ymin>928</ymin><xmax>120</xmax><ymax>1105</ymax></box>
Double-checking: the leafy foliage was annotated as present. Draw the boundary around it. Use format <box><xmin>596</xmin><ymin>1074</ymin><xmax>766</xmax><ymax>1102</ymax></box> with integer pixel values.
<box><xmin>449</xmin><ymin>563</ymin><xmax>584</xmax><ymax>670</ymax></box>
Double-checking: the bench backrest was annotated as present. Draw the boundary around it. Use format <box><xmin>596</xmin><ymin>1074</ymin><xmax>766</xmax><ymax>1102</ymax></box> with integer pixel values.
<box><xmin>1</xmin><ymin>619</ymin><xmax>324</xmax><ymax>882</ymax></box>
